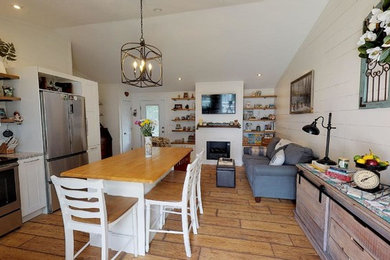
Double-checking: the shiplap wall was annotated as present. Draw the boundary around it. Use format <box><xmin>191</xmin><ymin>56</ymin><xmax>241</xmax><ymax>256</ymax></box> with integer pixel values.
<box><xmin>275</xmin><ymin>0</ymin><xmax>390</xmax><ymax>183</ymax></box>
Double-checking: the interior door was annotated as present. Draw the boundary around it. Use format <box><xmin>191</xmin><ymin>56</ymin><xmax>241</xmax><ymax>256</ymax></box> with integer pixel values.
<box><xmin>140</xmin><ymin>100</ymin><xmax>165</xmax><ymax>145</ymax></box>
<box><xmin>120</xmin><ymin>100</ymin><xmax>132</xmax><ymax>153</ymax></box>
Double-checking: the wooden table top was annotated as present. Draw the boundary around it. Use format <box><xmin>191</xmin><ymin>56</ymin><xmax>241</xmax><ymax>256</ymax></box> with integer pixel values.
<box><xmin>61</xmin><ymin>147</ymin><xmax>192</xmax><ymax>183</ymax></box>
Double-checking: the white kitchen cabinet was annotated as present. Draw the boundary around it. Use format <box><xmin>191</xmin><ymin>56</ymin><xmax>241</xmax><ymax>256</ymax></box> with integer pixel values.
<box><xmin>18</xmin><ymin>156</ymin><xmax>46</xmax><ymax>222</ymax></box>
<box><xmin>81</xmin><ymin>80</ymin><xmax>101</xmax><ymax>148</ymax></box>
<box><xmin>88</xmin><ymin>144</ymin><xmax>101</xmax><ymax>163</ymax></box>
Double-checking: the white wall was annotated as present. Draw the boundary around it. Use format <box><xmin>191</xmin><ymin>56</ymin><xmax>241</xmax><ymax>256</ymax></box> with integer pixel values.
<box><xmin>0</xmin><ymin>17</ymin><xmax>72</xmax><ymax>74</ymax></box>
<box><xmin>275</xmin><ymin>0</ymin><xmax>390</xmax><ymax>182</ymax></box>
<box><xmin>195</xmin><ymin>81</ymin><xmax>244</xmax><ymax>165</ymax></box>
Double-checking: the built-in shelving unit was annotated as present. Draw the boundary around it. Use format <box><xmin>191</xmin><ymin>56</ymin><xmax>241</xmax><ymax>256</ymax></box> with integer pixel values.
<box><xmin>243</xmin><ymin>95</ymin><xmax>276</xmax><ymax>147</ymax></box>
<box><xmin>171</xmin><ymin>94</ymin><xmax>196</xmax><ymax>145</ymax></box>
<box><xmin>0</xmin><ymin>96</ymin><xmax>21</xmax><ymax>101</ymax></box>
<box><xmin>197</xmin><ymin>124</ymin><xmax>241</xmax><ymax>129</ymax></box>
<box><xmin>0</xmin><ymin>73</ymin><xmax>20</xmax><ymax>80</ymax></box>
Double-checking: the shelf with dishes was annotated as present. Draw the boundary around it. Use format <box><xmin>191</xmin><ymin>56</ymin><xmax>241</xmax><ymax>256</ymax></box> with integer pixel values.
<box><xmin>0</xmin><ymin>118</ymin><xmax>23</xmax><ymax>124</ymax></box>
<box><xmin>171</xmin><ymin>97</ymin><xmax>195</xmax><ymax>101</ymax></box>
<box><xmin>243</xmin><ymin>95</ymin><xmax>277</xmax><ymax>99</ymax></box>
<box><xmin>172</xmin><ymin>108</ymin><xmax>195</xmax><ymax>111</ymax></box>
<box><xmin>0</xmin><ymin>72</ymin><xmax>20</xmax><ymax>80</ymax></box>
<box><xmin>171</xmin><ymin>141</ymin><xmax>195</xmax><ymax>145</ymax></box>
<box><xmin>243</xmin><ymin>107</ymin><xmax>276</xmax><ymax>110</ymax></box>
<box><xmin>172</xmin><ymin>129</ymin><xmax>195</xmax><ymax>133</ymax></box>
<box><xmin>243</xmin><ymin>130</ymin><xmax>275</xmax><ymax>134</ymax></box>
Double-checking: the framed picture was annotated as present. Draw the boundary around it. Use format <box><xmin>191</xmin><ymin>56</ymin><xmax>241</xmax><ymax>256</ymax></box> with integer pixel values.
<box><xmin>0</xmin><ymin>108</ymin><xmax>6</xmax><ymax>119</ymax></box>
<box><xmin>290</xmin><ymin>70</ymin><xmax>314</xmax><ymax>114</ymax></box>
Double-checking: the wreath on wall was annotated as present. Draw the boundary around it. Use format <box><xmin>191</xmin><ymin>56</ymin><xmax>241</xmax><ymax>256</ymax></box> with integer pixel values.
<box><xmin>357</xmin><ymin>0</ymin><xmax>390</xmax><ymax>62</ymax></box>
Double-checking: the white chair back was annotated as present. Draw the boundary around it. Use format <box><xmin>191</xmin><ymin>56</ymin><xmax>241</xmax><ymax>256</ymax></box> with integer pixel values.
<box><xmin>181</xmin><ymin>157</ymin><xmax>199</xmax><ymax>204</ymax></box>
<box><xmin>51</xmin><ymin>176</ymin><xmax>108</xmax><ymax>234</ymax></box>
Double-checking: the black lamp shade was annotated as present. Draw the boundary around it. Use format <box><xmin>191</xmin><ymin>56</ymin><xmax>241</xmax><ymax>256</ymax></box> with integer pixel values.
<box><xmin>302</xmin><ymin>122</ymin><xmax>320</xmax><ymax>135</ymax></box>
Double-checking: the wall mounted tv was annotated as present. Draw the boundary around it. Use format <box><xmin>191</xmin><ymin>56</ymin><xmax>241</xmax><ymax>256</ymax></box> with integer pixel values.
<box><xmin>201</xmin><ymin>93</ymin><xmax>236</xmax><ymax>114</ymax></box>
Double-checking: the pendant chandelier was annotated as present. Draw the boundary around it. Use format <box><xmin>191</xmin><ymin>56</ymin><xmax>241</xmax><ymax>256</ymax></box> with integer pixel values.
<box><xmin>121</xmin><ymin>0</ymin><xmax>163</xmax><ymax>88</ymax></box>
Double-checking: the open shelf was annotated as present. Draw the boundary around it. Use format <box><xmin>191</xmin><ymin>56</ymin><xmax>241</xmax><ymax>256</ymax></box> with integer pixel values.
<box><xmin>243</xmin><ymin>130</ymin><xmax>275</xmax><ymax>134</ymax></box>
<box><xmin>171</xmin><ymin>97</ymin><xmax>195</xmax><ymax>101</ymax></box>
<box><xmin>0</xmin><ymin>73</ymin><xmax>20</xmax><ymax>80</ymax></box>
<box><xmin>243</xmin><ymin>119</ymin><xmax>275</xmax><ymax>122</ymax></box>
<box><xmin>172</xmin><ymin>108</ymin><xmax>195</xmax><ymax>111</ymax></box>
<box><xmin>197</xmin><ymin>124</ymin><xmax>241</xmax><ymax>129</ymax></box>
<box><xmin>0</xmin><ymin>96</ymin><xmax>21</xmax><ymax>101</ymax></box>
<box><xmin>243</xmin><ymin>143</ymin><xmax>265</xmax><ymax>147</ymax></box>
<box><xmin>244</xmin><ymin>107</ymin><xmax>276</xmax><ymax>110</ymax></box>
<box><xmin>172</xmin><ymin>130</ymin><xmax>195</xmax><ymax>133</ymax></box>
<box><xmin>171</xmin><ymin>141</ymin><xmax>195</xmax><ymax>145</ymax></box>
<box><xmin>243</xmin><ymin>95</ymin><xmax>277</xmax><ymax>99</ymax></box>
<box><xmin>0</xmin><ymin>118</ymin><xmax>22</xmax><ymax>124</ymax></box>
<box><xmin>172</xmin><ymin>119</ymin><xmax>195</xmax><ymax>122</ymax></box>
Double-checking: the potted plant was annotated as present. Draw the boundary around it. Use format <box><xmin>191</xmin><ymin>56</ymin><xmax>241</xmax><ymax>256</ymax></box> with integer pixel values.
<box><xmin>0</xmin><ymin>38</ymin><xmax>17</xmax><ymax>74</ymax></box>
<box><xmin>135</xmin><ymin>119</ymin><xmax>155</xmax><ymax>157</ymax></box>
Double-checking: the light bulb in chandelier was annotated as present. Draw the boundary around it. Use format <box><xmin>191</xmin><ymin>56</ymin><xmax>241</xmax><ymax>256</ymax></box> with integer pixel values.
<box><xmin>148</xmin><ymin>63</ymin><xmax>152</xmax><ymax>77</ymax></box>
<box><xmin>140</xmin><ymin>60</ymin><xmax>145</xmax><ymax>72</ymax></box>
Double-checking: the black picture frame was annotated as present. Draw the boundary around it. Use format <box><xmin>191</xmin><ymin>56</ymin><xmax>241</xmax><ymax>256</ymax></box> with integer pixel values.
<box><xmin>290</xmin><ymin>70</ymin><xmax>314</xmax><ymax>114</ymax></box>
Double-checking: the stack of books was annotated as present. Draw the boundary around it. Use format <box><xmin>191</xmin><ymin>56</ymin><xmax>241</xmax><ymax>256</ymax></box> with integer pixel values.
<box><xmin>325</xmin><ymin>166</ymin><xmax>356</xmax><ymax>182</ymax></box>
<box><xmin>311</xmin><ymin>160</ymin><xmax>330</xmax><ymax>172</ymax></box>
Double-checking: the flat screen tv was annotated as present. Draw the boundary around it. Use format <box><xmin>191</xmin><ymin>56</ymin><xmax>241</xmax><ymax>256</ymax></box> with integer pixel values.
<box><xmin>202</xmin><ymin>93</ymin><xmax>236</xmax><ymax>114</ymax></box>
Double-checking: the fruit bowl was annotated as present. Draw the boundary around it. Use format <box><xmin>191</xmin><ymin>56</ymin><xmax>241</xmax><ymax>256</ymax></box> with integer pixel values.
<box><xmin>354</xmin><ymin>162</ymin><xmax>388</xmax><ymax>172</ymax></box>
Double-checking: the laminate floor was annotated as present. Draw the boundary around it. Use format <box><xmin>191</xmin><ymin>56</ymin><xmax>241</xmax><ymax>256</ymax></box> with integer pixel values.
<box><xmin>0</xmin><ymin>165</ymin><xmax>319</xmax><ymax>259</ymax></box>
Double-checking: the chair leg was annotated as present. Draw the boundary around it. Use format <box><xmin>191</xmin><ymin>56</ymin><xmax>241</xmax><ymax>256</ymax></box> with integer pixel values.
<box><xmin>145</xmin><ymin>203</ymin><xmax>151</xmax><ymax>253</ymax></box>
<box><xmin>101</xmin><ymin>231</ymin><xmax>108</xmax><ymax>260</ymax></box>
<box><xmin>64</xmin><ymin>228</ymin><xmax>74</xmax><ymax>260</ymax></box>
<box><xmin>181</xmin><ymin>206</ymin><xmax>192</xmax><ymax>257</ymax></box>
<box><xmin>197</xmin><ymin>178</ymin><xmax>203</xmax><ymax>215</ymax></box>
<box><xmin>255</xmin><ymin>197</ymin><xmax>261</xmax><ymax>203</ymax></box>
<box><xmin>190</xmin><ymin>196</ymin><xmax>198</xmax><ymax>234</ymax></box>
<box><xmin>133</xmin><ymin>207</ymin><xmax>138</xmax><ymax>257</ymax></box>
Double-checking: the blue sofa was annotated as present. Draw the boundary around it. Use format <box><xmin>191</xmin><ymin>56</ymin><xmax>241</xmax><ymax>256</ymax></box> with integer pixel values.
<box><xmin>243</xmin><ymin>137</ymin><xmax>314</xmax><ymax>202</ymax></box>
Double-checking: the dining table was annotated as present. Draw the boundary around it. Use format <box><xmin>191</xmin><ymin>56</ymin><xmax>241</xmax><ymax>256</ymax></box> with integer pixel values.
<box><xmin>61</xmin><ymin>146</ymin><xmax>193</xmax><ymax>256</ymax></box>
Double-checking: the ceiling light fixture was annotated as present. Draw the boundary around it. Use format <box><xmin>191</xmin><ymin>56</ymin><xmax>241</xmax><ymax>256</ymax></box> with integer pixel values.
<box><xmin>13</xmin><ymin>4</ymin><xmax>22</xmax><ymax>9</ymax></box>
<box><xmin>153</xmin><ymin>8</ymin><xmax>163</xmax><ymax>12</ymax></box>
<box><xmin>257</xmin><ymin>73</ymin><xmax>262</xmax><ymax>77</ymax></box>
<box><xmin>178</xmin><ymin>77</ymin><xmax>182</xmax><ymax>81</ymax></box>
<box><xmin>121</xmin><ymin>0</ymin><xmax>163</xmax><ymax>88</ymax></box>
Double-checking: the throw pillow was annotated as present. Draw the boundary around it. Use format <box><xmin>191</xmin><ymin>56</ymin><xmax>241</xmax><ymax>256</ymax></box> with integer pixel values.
<box><xmin>266</xmin><ymin>137</ymin><xmax>281</xmax><ymax>159</ymax></box>
<box><xmin>284</xmin><ymin>143</ymin><xmax>314</xmax><ymax>165</ymax></box>
<box><xmin>274</xmin><ymin>138</ymin><xmax>292</xmax><ymax>151</ymax></box>
<box><xmin>269</xmin><ymin>149</ymin><xmax>285</xmax><ymax>166</ymax></box>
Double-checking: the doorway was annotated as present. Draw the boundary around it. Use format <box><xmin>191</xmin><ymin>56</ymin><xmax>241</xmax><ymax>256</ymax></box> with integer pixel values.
<box><xmin>120</xmin><ymin>100</ymin><xmax>132</xmax><ymax>153</ymax></box>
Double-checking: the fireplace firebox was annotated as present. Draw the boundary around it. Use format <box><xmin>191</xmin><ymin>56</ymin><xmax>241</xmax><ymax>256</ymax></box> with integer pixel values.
<box><xmin>207</xmin><ymin>141</ymin><xmax>230</xmax><ymax>160</ymax></box>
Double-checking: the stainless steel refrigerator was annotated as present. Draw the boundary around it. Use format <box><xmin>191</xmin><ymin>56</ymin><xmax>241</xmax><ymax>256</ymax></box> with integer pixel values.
<box><xmin>40</xmin><ymin>90</ymin><xmax>88</xmax><ymax>212</ymax></box>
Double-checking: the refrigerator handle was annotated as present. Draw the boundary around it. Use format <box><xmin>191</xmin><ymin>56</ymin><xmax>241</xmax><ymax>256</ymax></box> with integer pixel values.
<box><xmin>70</xmin><ymin>104</ymin><xmax>74</xmax><ymax>114</ymax></box>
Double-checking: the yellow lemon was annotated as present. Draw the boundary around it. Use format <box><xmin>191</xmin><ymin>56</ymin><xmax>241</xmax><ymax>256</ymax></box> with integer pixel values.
<box><xmin>357</xmin><ymin>158</ymin><xmax>366</xmax><ymax>164</ymax></box>
<box><xmin>363</xmin><ymin>155</ymin><xmax>374</xmax><ymax>160</ymax></box>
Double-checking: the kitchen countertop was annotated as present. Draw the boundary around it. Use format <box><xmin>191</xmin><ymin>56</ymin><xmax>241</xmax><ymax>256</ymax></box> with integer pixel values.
<box><xmin>62</xmin><ymin>147</ymin><xmax>192</xmax><ymax>183</ymax></box>
<box><xmin>0</xmin><ymin>152</ymin><xmax>43</xmax><ymax>160</ymax></box>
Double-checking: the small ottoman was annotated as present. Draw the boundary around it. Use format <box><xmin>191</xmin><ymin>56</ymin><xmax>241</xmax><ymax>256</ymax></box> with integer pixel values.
<box><xmin>216</xmin><ymin>158</ymin><xmax>236</xmax><ymax>188</ymax></box>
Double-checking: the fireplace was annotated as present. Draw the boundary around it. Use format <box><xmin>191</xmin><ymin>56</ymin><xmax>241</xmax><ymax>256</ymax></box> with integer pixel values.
<box><xmin>207</xmin><ymin>141</ymin><xmax>230</xmax><ymax>160</ymax></box>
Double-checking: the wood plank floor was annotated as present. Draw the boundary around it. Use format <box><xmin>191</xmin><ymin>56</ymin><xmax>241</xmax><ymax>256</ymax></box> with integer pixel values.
<box><xmin>0</xmin><ymin>165</ymin><xmax>319</xmax><ymax>259</ymax></box>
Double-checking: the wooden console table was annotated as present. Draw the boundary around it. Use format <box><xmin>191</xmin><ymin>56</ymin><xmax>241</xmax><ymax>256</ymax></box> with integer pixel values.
<box><xmin>296</xmin><ymin>164</ymin><xmax>390</xmax><ymax>260</ymax></box>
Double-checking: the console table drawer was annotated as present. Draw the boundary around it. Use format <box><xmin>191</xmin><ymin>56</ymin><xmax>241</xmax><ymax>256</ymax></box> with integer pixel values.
<box><xmin>330</xmin><ymin>201</ymin><xmax>390</xmax><ymax>260</ymax></box>
<box><xmin>328</xmin><ymin>236</ymin><xmax>348</xmax><ymax>260</ymax></box>
<box><xmin>296</xmin><ymin>176</ymin><xmax>328</xmax><ymax>229</ymax></box>
<box><xmin>329</xmin><ymin>219</ymin><xmax>374</xmax><ymax>260</ymax></box>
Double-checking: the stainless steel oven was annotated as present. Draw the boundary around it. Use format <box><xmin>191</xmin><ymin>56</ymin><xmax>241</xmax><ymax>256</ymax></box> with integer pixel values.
<box><xmin>0</xmin><ymin>159</ymin><xmax>21</xmax><ymax>237</ymax></box>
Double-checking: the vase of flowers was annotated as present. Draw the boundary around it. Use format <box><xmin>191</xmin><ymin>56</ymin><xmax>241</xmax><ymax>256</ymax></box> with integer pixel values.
<box><xmin>135</xmin><ymin>119</ymin><xmax>155</xmax><ymax>157</ymax></box>
<box><xmin>357</xmin><ymin>1</ymin><xmax>390</xmax><ymax>63</ymax></box>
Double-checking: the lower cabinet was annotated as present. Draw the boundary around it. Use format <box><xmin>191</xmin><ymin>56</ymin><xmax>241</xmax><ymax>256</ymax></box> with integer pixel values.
<box><xmin>18</xmin><ymin>156</ymin><xmax>46</xmax><ymax>222</ymax></box>
<box><xmin>88</xmin><ymin>144</ymin><xmax>101</xmax><ymax>163</ymax></box>
<box><xmin>296</xmin><ymin>174</ymin><xmax>329</xmax><ymax>250</ymax></box>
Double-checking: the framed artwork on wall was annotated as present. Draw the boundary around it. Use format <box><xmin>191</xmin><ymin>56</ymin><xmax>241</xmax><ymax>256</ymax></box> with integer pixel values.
<box><xmin>290</xmin><ymin>70</ymin><xmax>314</xmax><ymax>114</ymax></box>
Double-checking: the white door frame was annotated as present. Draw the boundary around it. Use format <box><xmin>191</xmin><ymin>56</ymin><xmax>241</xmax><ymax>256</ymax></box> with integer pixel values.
<box><xmin>139</xmin><ymin>99</ymin><xmax>166</xmax><ymax>146</ymax></box>
<box><xmin>119</xmin><ymin>100</ymin><xmax>133</xmax><ymax>153</ymax></box>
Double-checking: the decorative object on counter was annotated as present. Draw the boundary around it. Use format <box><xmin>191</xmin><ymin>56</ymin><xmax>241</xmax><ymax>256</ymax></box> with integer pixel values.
<box><xmin>268</xmin><ymin>104</ymin><xmax>275</xmax><ymax>109</ymax></box>
<box><xmin>353</xmin><ymin>170</ymin><xmax>380</xmax><ymax>190</ymax></box>
<box><xmin>121</xmin><ymin>0</ymin><xmax>162</xmax><ymax>88</ymax></box>
<box><xmin>234</xmin><ymin>120</ymin><xmax>239</xmax><ymax>126</ymax></box>
<box><xmin>2</xmin><ymin>128</ymin><xmax>13</xmax><ymax>138</ymax></box>
<box><xmin>256</xmin><ymin>125</ymin><xmax>261</xmax><ymax>131</ymax></box>
<box><xmin>337</xmin><ymin>157</ymin><xmax>349</xmax><ymax>169</ymax></box>
<box><xmin>268</xmin><ymin>114</ymin><xmax>276</xmax><ymax>120</ymax></box>
<box><xmin>302</xmin><ymin>112</ymin><xmax>337</xmax><ymax>165</ymax></box>
<box><xmin>245</xmin><ymin>102</ymin><xmax>252</xmax><ymax>108</ymax></box>
<box><xmin>135</xmin><ymin>119</ymin><xmax>155</xmax><ymax>157</ymax></box>
<box><xmin>0</xmin><ymin>108</ymin><xmax>6</xmax><ymax>119</ymax></box>
<box><xmin>191</xmin><ymin>93</ymin><xmax>194</xmax><ymax>99</ymax></box>
<box><xmin>198</xmin><ymin>118</ymin><xmax>203</xmax><ymax>125</ymax></box>
<box><xmin>152</xmin><ymin>137</ymin><xmax>171</xmax><ymax>147</ymax></box>
<box><xmin>0</xmin><ymin>136</ymin><xmax>18</xmax><ymax>154</ymax></box>
<box><xmin>290</xmin><ymin>70</ymin><xmax>314</xmax><ymax>114</ymax></box>
<box><xmin>254</xmin><ymin>104</ymin><xmax>263</xmax><ymax>109</ymax></box>
<box><xmin>183</xmin><ymin>92</ymin><xmax>188</xmax><ymax>98</ymax></box>
<box><xmin>2</xmin><ymin>86</ymin><xmax>13</xmax><ymax>97</ymax></box>
<box><xmin>251</xmin><ymin>90</ymin><xmax>262</xmax><ymax>97</ymax></box>
<box><xmin>354</xmin><ymin>149</ymin><xmax>389</xmax><ymax>171</ymax></box>
<box><xmin>0</xmin><ymin>38</ymin><xmax>17</xmax><ymax>74</ymax></box>
<box><xmin>175</xmin><ymin>124</ymin><xmax>182</xmax><ymax>130</ymax></box>
<box><xmin>185</xmin><ymin>104</ymin><xmax>189</xmax><ymax>109</ymax></box>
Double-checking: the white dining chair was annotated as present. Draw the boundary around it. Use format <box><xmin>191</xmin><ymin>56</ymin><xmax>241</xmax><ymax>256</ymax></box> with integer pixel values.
<box><xmin>192</xmin><ymin>150</ymin><xmax>204</xmax><ymax>229</ymax></box>
<box><xmin>145</xmin><ymin>158</ymin><xmax>199</xmax><ymax>257</ymax></box>
<box><xmin>51</xmin><ymin>176</ymin><xmax>138</xmax><ymax>260</ymax></box>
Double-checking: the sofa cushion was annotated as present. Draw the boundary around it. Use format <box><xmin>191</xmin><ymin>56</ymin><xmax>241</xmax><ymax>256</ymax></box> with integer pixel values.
<box><xmin>266</xmin><ymin>137</ymin><xmax>280</xmax><ymax>159</ymax></box>
<box><xmin>274</xmin><ymin>138</ymin><xmax>292</xmax><ymax>151</ymax></box>
<box><xmin>284</xmin><ymin>143</ymin><xmax>314</xmax><ymax>165</ymax></box>
<box><xmin>243</xmin><ymin>154</ymin><xmax>270</xmax><ymax>165</ymax></box>
<box><xmin>269</xmin><ymin>149</ymin><xmax>285</xmax><ymax>166</ymax></box>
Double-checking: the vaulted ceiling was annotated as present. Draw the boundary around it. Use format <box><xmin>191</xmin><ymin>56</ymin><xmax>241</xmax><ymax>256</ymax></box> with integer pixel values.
<box><xmin>2</xmin><ymin>0</ymin><xmax>328</xmax><ymax>92</ymax></box>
